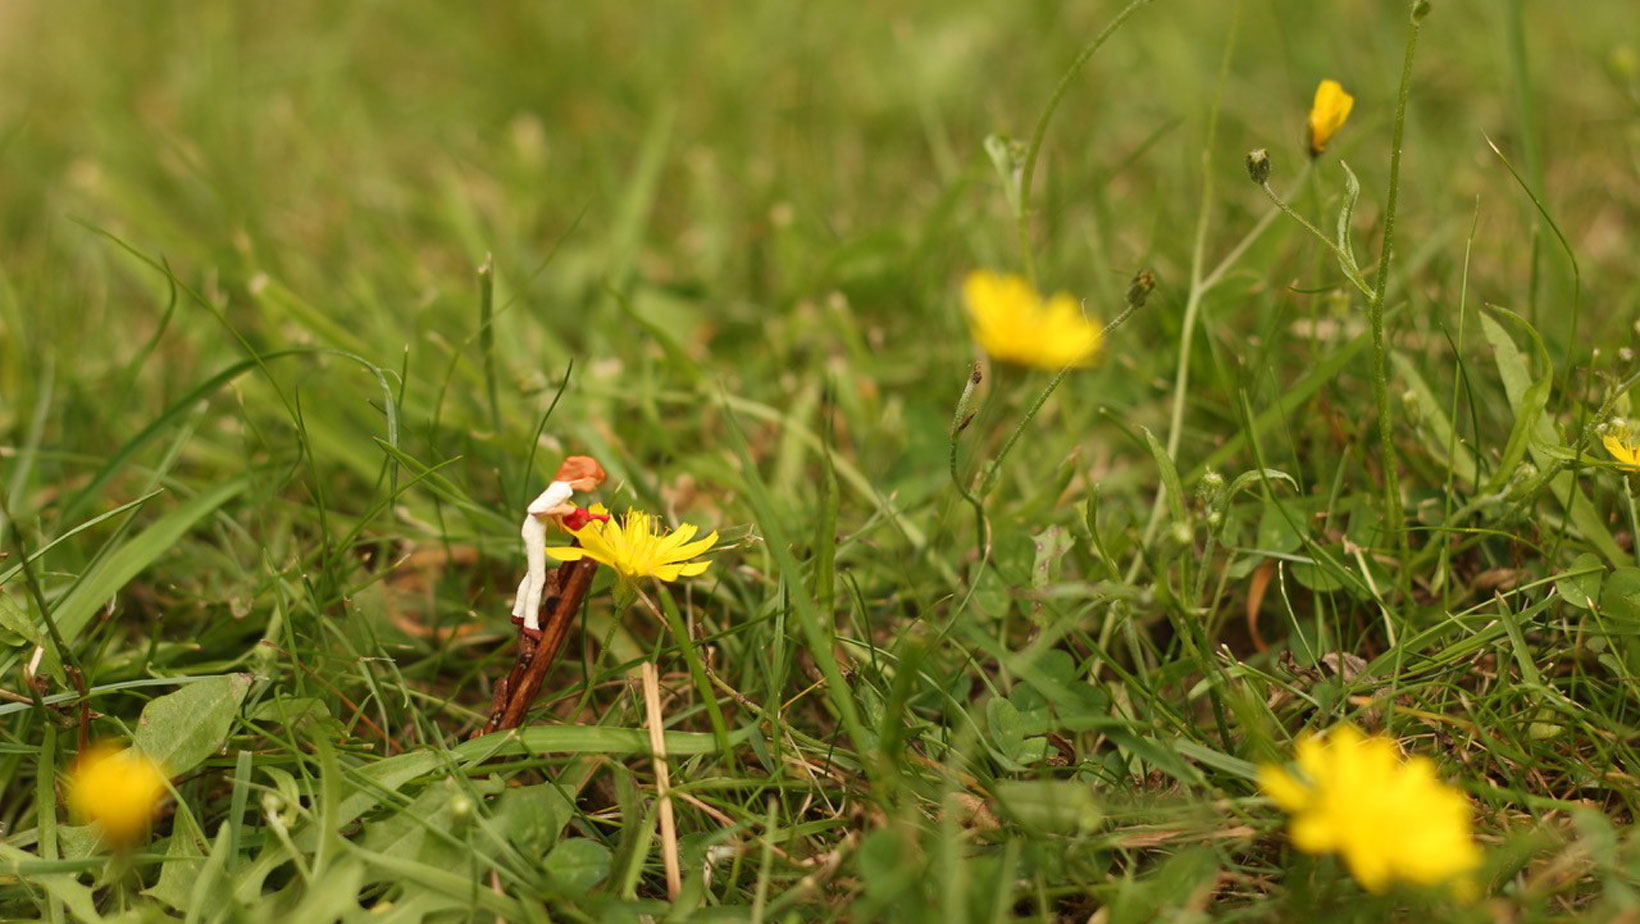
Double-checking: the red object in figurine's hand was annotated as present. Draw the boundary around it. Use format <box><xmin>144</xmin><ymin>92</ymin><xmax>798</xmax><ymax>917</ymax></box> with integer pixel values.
<box><xmin>561</xmin><ymin>506</ymin><xmax>612</xmax><ymax>531</ymax></box>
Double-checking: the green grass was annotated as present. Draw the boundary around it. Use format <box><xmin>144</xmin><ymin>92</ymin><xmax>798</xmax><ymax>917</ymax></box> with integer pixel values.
<box><xmin>4</xmin><ymin>0</ymin><xmax>1640</xmax><ymax>920</ymax></box>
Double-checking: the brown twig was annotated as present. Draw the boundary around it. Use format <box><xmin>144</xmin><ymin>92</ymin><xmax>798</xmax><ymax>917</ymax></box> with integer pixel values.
<box><xmin>483</xmin><ymin>569</ymin><xmax>553</xmax><ymax>731</ymax></box>
<box><xmin>480</xmin><ymin>557</ymin><xmax>599</xmax><ymax>735</ymax></box>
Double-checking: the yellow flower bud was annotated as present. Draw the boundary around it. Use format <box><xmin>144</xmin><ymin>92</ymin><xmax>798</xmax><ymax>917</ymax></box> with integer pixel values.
<box><xmin>1307</xmin><ymin>79</ymin><xmax>1355</xmax><ymax>157</ymax></box>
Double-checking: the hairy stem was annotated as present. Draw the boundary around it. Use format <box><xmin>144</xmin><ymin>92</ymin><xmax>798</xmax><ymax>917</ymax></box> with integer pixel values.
<box><xmin>1370</xmin><ymin>2</ymin><xmax>1427</xmax><ymax>591</ymax></box>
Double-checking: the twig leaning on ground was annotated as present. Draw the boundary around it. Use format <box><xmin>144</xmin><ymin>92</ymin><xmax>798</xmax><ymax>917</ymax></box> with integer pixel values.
<box><xmin>480</xmin><ymin>553</ymin><xmax>600</xmax><ymax>735</ymax></box>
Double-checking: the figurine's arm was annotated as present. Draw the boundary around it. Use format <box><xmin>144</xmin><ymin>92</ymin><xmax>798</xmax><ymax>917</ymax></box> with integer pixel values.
<box><xmin>526</xmin><ymin>482</ymin><xmax>575</xmax><ymax>516</ymax></box>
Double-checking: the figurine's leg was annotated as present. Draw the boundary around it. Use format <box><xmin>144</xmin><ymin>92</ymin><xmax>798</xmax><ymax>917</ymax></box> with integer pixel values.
<box><xmin>510</xmin><ymin>573</ymin><xmax>532</xmax><ymax>620</ymax></box>
<box><xmin>515</xmin><ymin>515</ymin><xmax>548</xmax><ymax>631</ymax></box>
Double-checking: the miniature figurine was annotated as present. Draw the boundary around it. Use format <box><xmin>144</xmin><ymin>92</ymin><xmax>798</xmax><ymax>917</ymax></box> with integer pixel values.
<box><xmin>511</xmin><ymin>455</ymin><xmax>606</xmax><ymax>632</ymax></box>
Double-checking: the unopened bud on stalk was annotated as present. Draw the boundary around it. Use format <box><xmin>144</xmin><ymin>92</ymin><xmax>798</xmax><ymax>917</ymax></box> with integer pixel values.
<box><xmin>1507</xmin><ymin>462</ymin><xmax>1539</xmax><ymax>498</ymax></box>
<box><xmin>1100</xmin><ymin>269</ymin><xmax>1158</xmax><ymax>338</ymax></box>
<box><xmin>950</xmin><ymin>364</ymin><xmax>983</xmax><ymax>437</ymax></box>
<box><xmin>448</xmin><ymin>793</ymin><xmax>475</xmax><ymax>830</ymax></box>
<box><xmin>1246</xmin><ymin>148</ymin><xmax>1272</xmax><ymax>185</ymax></box>
<box><xmin>1411</xmin><ymin>0</ymin><xmax>1432</xmax><ymax>22</ymax></box>
<box><xmin>1196</xmin><ymin>470</ymin><xmax>1226</xmax><ymax>506</ymax></box>
<box><xmin>1400</xmin><ymin>389</ymin><xmax>1421</xmax><ymax>423</ymax></box>
<box><xmin>1126</xmin><ymin>269</ymin><xmax>1157</xmax><ymax>309</ymax></box>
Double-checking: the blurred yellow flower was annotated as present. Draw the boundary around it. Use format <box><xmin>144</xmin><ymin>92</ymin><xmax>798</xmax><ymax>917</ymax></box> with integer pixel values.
<box><xmin>1307</xmin><ymin>79</ymin><xmax>1355</xmax><ymax>157</ymax></box>
<box><xmin>1259</xmin><ymin>725</ymin><xmax>1480</xmax><ymax>897</ymax></box>
<box><xmin>546</xmin><ymin>504</ymin><xmax>718</xmax><ymax>583</ymax></box>
<box><xmin>66</xmin><ymin>744</ymin><xmax>169</xmax><ymax>846</ymax></box>
<box><xmin>962</xmin><ymin>271</ymin><xmax>1101</xmax><ymax>369</ymax></box>
<box><xmin>1603</xmin><ymin>420</ymin><xmax>1640</xmax><ymax>470</ymax></box>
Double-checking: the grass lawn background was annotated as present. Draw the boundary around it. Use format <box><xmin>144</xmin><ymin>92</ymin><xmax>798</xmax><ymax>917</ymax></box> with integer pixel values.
<box><xmin>3</xmin><ymin>0</ymin><xmax>1640</xmax><ymax>920</ymax></box>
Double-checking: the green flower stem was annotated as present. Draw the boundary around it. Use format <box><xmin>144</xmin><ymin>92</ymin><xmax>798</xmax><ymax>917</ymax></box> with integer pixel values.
<box><xmin>1370</xmin><ymin>2</ymin><xmax>1428</xmax><ymax>592</ymax></box>
<box><xmin>948</xmin><ymin>365</ymin><xmax>990</xmax><ymax>561</ymax></box>
<box><xmin>1626</xmin><ymin>478</ymin><xmax>1640</xmax><ymax>568</ymax></box>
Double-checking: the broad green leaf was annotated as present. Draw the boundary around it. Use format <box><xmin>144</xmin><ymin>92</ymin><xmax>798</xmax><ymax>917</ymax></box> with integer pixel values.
<box><xmin>969</xmin><ymin>566</ymin><xmax>1011</xmax><ymax>619</ymax></box>
<box><xmin>982</xmin><ymin>133</ymin><xmax>1025</xmax><ymax>216</ymax></box>
<box><xmin>1292</xmin><ymin>558</ymin><xmax>1350</xmax><ymax>593</ymax></box>
<box><xmin>1480</xmin><ymin>307</ymin><xmax>1625</xmax><ymax>566</ymax></box>
<box><xmin>283</xmin><ymin>855</ymin><xmax>365</xmax><ymax>923</ymax></box>
<box><xmin>1140</xmin><ymin>426</ymin><xmax>1188</xmax><ymax>526</ymax></box>
<box><xmin>495</xmin><ymin>783</ymin><xmax>578</xmax><ymax>857</ymax></box>
<box><xmin>53</xmin><ymin>824</ymin><xmax>102</xmax><ymax>861</ymax></box>
<box><xmin>351</xmin><ymin>847</ymin><xmax>529</xmax><ymax>921</ymax></box>
<box><xmin>1033</xmin><ymin>648</ymin><xmax>1077</xmax><ymax>683</ymax></box>
<box><xmin>359</xmin><ymin>782</ymin><xmax>459</xmax><ymax>863</ymax></box>
<box><xmin>992</xmin><ymin>780</ymin><xmax>1101</xmax><ymax>833</ymax></box>
<box><xmin>1599</xmin><ymin>568</ymin><xmax>1640</xmax><ymax>623</ymax></box>
<box><xmin>0</xmin><ymin>591</ymin><xmax>42</xmax><ymax>648</ymax></box>
<box><xmin>368</xmin><ymin>890</ymin><xmax>476</xmax><ymax>924</ymax></box>
<box><xmin>361</xmin><ymin>777</ymin><xmax>502</xmax><ymax>867</ymax></box>
<box><xmin>133</xmin><ymin>673</ymin><xmax>251</xmax><ymax>775</ymax></box>
<box><xmin>1030</xmin><ymin>525</ymin><xmax>1073</xmax><ymax>590</ymax></box>
<box><xmin>143</xmin><ymin>804</ymin><xmax>209</xmax><ymax>910</ymax></box>
<box><xmin>1107</xmin><ymin>846</ymin><xmax>1220</xmax><ymax>924</ymax></box>
<box><xmin>544</xmin><ymin>838</ymin><xmax>613</xmax><ymax>893</ymax></box>
<box><xmin>1225</xmin><ymin>468</ymin><xmax>1298</xmax><ymax>500</ymax></box>
<box><xmin>1335</xmin><ymin>160</ymin><xmax>1363</xmax><ymax>277</ymax></box>
<box><xmin>857</xmin><ymin>828</ymin><xmax>910</xmax><ymax>902</ymax></box>
<box><xmin>1254</xmin><ymin>500</ymin><xmax>1305</xmax><ymax>554</ymax></box>
<box><xmin>177</xmin><ymin>820</ymin><xmax>236</xmax><ymax>924</ymax></box>
<box><xmin>1391</xmin><ymin>353</ymin><xmax>1480</xmax><ymax>487</ymax></box>
<box><xmin>986</xmin><ymin>697</ymin><xmax>1051</xmax><ymax>768</ymax></box>
<box><xmin>1480</xmin><ymin>308</ymin><xmax>1552</xmax><ymax>494</ymax></box>
<box><xmin>246</xmin><ymin>696</ymin><xmax>339</xmax><ymax>736</ymax></box>
<box><xmin>1557</xmin><ymin>553</ymin><xmax>1605</xmax><ymax>610</ymax></box>
<box><xmin>0</xmin><ymin>843</ymin><xmax>108</xmax><ymax>923</ymax></box>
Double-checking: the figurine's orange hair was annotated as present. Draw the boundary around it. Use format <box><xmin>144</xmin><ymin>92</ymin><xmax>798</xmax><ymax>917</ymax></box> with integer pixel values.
<box><xmin>554</xmin><ymin>455</ymin><xmax>606</xmax><ymax>485</ymax></box>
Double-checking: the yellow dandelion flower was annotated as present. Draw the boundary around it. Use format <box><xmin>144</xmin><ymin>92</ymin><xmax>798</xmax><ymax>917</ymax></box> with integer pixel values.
<box><xmin>962</xmin><ymin>270</ymin><xmax>1102</xmax><ymax>370</ymax></box>
<box><xmin>66</xmin><ymin>744</ymin><xmax>169</xmax><ymax>846</ymax></box>
<box><xmin>1308</xmin><ymin>79</ymin><xmax>1355</xmax><ymax>157</ymax></box>
<box><xmin>545</xmin><ymin>504</ymin><xmax>719</xmax><ymax>583</ymax></box>
<box><xmin>1259</xmin><ymin>725</ymin><xmax>1480</xmax><ymax>896</ymax></box>
<box><xmin>1603</xmin><ymin>420</ymin><xmax>1640</xmax><ymax>470</ymax></box>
